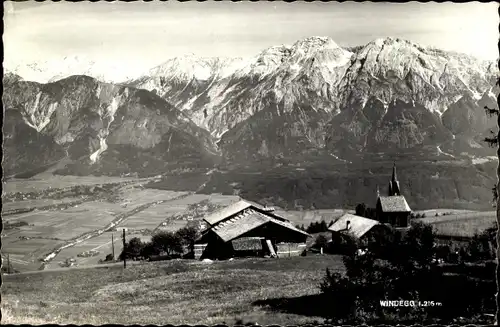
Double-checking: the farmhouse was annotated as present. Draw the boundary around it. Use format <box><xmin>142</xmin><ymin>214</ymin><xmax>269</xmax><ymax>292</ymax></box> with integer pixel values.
<box><xmin>328</xmin><ymin>213</ymin><xmax>391</xmax><ymax>244</ymax></box>
<box><xmin>376</xmin><ymin>163</ymin><xmax>411</xmax><ymax>228</ymax></box>
<box><xmin>195</xmin><ymin>200</ymin><xmax>311</xmax><ymax>260</ymax></box>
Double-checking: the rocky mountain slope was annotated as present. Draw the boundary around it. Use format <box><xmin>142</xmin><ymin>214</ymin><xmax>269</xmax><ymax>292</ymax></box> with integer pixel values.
<box><xmin>5</xmin><ymin>36</ymin><xmax>498</xmax><ymax>174</ymax></box>
<box><xmin>129</xmin><ymin>37</ymin><xmax>498</xmax><ymax>164</ymax></box>
<box><xmin>3</xmin><ymin>75</ymin><xmax>219</xmax><ymax>177</ymax></box>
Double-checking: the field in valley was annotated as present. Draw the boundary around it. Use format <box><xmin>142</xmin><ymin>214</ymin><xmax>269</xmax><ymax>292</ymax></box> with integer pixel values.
<box><xmin>415</xmin><ymin>211</ymin><xmax>497</xmax><ymax>237</ymax></box>
<box><xmin>3</xmin><ymin>175</ymin><xmax>140</xmax><ymax>194</ymax></box>
<box><xmin>2</xmin><ymin>175</ymin><xmax>246</xmax><ymax>272</ymax></box>
<box><xmin>118</xmin><ymin>193</ymin><xmax>240</xmax><ymax>232</ymax></box>
<box><xmin>1</xmin><ymin>256</ymin><xmax>345</xmax><ymax>325</ymax></box>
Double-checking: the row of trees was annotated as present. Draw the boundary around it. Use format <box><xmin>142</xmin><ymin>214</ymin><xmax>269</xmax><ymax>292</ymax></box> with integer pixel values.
<box><xmin>296</xmin><ymin>220</ymin><xmax>334</xmax><ymax>234</ymax></box>
<box><xmin>355</xmin><ymin>203</ymin><xmax>377</xmax><ymax>220</ymax></box>
<box><xmin>355</xmin><ymin>203</ymin><xmax>429</xmax><ymax>219</ymax></box>
<box><xmin>120</xmin><ymin>226</ymin><xmax>200</xmax><ymax>261</ymax></box>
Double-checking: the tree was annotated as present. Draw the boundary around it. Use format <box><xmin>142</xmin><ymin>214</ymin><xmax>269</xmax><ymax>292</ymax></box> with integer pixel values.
<box><xmin>119</xmin><ymin>237</ymin><xmax>144</xmax><ymax>260</ymax></box>
<box><xmin>176</xmin><ymin>226</ymin><xmax>200</xmax><ymax>255</ymax></box>
<box><xmin>128</xmin><ymin>237</ymin><xmax>144</xmax><ymax>258</ymax></box>
<box><xmin>151</xmin><ymin>231</ymin><xmax>183</xmax><ymax>255</ymax></box>
<box><xmin>483</xmin><ymin>102</ymin><xmax>500</xmax><ymax>325</ymax></box>
<box><xmin>306</xmin><ymin>220</ymin><xmax>329</xmax><ymax>233</ymax></box>
<box><xmin>403</xmin><ymin>222</ymin><xmax>435</xmax><ymax>267</ymax></box>
<box><xmin>355</xmin><ymin>203</ymin><xmax>367</xmax><ymax>217</ymax></box>
<box><xmin>140</xmin><ymin>241</ymin><xmax>157</xmax><ymax>258</ymax></box>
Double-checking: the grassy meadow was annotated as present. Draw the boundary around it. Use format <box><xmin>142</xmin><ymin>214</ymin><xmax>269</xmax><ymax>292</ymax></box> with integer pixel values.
<box><xmin>2</xmin><ymin>255</ymin><xmax>344</xmax><ymax>325</ymax></box>
<box><xmin>415</xmin><ymin>211</ymin><xmax>496</xmax><ymax>237</ymax></box>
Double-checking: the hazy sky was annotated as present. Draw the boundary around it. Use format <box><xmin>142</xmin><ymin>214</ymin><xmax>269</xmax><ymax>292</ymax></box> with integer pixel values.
<box><xmin>4</xmin><ymin>1</ymin><xmax>499</xmax><ymax>71</ymax></box>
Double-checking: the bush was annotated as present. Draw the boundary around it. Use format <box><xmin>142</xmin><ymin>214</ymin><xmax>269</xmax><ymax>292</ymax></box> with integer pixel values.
<box><xmin>328</xmin><ymin>233</ymin><xmax>358</xmax><ymax>255</ymax></box>
<box><xmin>314</xmin><ymin>235</ymin><xmax>329</xmax><ymax>250</ymax></box>
<box><xmin>320</xmin><ymin>222</ymin><xmax>495</xmax><ymax>324</ymax></box>
<box><xmin>456</xmin><ymin>223</ymin><xmax>497</xmax><ymax>263</ymax></box>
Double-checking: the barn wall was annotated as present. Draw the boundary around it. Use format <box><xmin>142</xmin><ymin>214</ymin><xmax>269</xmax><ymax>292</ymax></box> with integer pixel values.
<box><xmin>241</xmin><ymin>223</ymin><xmax>309</xmax><ymax>244</ymax></box>
<box><xmin>276</xmin><ymin>242</ymin><xmax>306</xmax><ymax>257</ymax></box>
<box><xmin>194</xmin><ymin>244</ymin><xmax>208</xmax><ymax>260</ymax></box>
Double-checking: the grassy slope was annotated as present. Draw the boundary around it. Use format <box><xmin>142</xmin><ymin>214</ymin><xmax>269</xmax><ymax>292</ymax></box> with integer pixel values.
<box><xmin>2</xmin><ymin>256</ymin><xmax>344</xmax><ymax>325</ymax></box>
<box><xmin>415</xmin><ymin>211</ymin><xmax>496</xmax><ymax>237</ymax></box>
<box><xmin>202</xmin><ymin>160</ymin><xmax>497</xmax><ymax>211</ymax></box>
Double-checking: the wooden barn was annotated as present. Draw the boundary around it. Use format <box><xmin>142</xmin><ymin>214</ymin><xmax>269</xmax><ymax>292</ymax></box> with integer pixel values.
<box><xmin>195</xmin><ymin>200</ymin><xmax>311</xmax><ymax>260</ymax></box>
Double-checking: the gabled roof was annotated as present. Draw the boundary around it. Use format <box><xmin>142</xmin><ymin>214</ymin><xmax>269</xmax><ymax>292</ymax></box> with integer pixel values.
<box><xmin>203</xmin><ymin>200</ymin><xmax>254</xmax><ymax>226</ymax></box>
<box><xmin>378</xmin><ymin>196</ymin><xmax>411</xmax><ymax>213</ymax></box>
<box><xmin>328</xmin><ymin>213</ymin><xmax>379</xmax><ymax>238</ymax></box>
<box><xmin>203</xmin><ymin>199</ymin><xmax>287</xmax><ymax>226</ymax></box>
<box><xmin>268</xmin><ymin>216</ymin><xmax>310</xmax><ymax>236</ymax></box>
<box><xmin>212</xmin><ymin>209</ymin><xmax>269</xmax><ymax>242</ymax></box>
<box><xmin>208</xmin><ymin>208</ymin><xmax>310</xmax><ymax>242</ymax></box>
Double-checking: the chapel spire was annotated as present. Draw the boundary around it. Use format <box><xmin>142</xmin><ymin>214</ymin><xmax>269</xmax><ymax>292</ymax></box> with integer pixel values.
<box><xmin>392</xmin><ymin>162</ymin><xmax>397</xmax><ymax>182</ymax></box>
<box><xmin>388</xmin><ymin>162</ymin><xmax>401</xmax><ymax>196</ymax></box>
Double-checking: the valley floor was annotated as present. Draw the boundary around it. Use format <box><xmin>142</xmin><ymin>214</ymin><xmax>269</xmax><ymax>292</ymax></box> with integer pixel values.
<box><xmin>2</xmin><ymin>172</ymin><xmax>496</xmax><ymax>273</ymax></box>
<box><xmin>2</xmin><ymin>256</ymin><xmax>344</xmax><ymax>325</ymax></box>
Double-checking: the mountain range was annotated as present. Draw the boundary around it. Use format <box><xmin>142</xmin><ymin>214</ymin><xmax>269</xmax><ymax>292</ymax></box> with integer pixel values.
<box><xmin>3</xmin><ymin>36</ymin><xmax>499</xmax><ymax>209</ymax></box>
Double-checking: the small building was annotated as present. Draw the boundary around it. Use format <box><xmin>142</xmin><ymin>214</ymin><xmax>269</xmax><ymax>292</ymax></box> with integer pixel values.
<box><xmin>329</xmin><ymin>213</ymin><xmax>385</xmax><ymax>241</ymax></box>
<box><xmin>376</xmin><ymin>163</ymin><xmax>411</xmax><ymax>228</ymax></box>
<box><xmin>195</xmin><ymin>200</ymin><xmax>311</xmax><ymax>260</ymax></box>
<box><xmin>328</xmin><ymin>213</ymin><xmax>392</xmax><ymax>253</ymax></box>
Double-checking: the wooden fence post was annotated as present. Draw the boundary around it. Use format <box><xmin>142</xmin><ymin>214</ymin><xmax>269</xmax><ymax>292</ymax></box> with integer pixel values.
<box><xmin>122</xmin><ymin>229</ymin><xmax>126</xmax><ymax>269</ymax></box>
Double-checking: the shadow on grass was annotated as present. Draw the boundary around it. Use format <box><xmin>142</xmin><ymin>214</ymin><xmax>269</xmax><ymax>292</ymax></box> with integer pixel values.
<box><xmin>253</xmin><ymin>293</ymin><xmax>331</xmax><ymax>318</ymax></box>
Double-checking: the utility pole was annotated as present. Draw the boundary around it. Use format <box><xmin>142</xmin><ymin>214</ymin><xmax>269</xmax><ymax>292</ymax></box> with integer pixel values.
<box><xmin>122</xmin><ymin>229</ymin><xmax>126</xmax><ymax>269</ymax></box>
<box><xmin>111</xmin><ymin>234</ymin><xmax>115</xmax><ymax>260</ymax></box>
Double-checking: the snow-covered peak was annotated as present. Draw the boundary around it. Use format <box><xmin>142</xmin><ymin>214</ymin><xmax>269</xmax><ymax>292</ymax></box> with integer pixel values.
<box><xmin>6</xmin><ymin>54</ymin><xmax>144</xmax><ymax>84</ymax></box>
<box><xmin>146</xmin><ymin>55</ymin><xmax>248</xmax><ymax>82</ymax></box>
<box><xmin>289</xmin><ymin>36</ymin><xmax>353</xmax><ymax>71</ymax></box>
<box><xmin>292</xmin><ymin>36</ymin><xmax>342</xmax><ymax>53</ymax></box>
<box><xmin>237</xmin><ymin>36</ymin><xmax>354</xmax><ymax>78</ymax></box>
